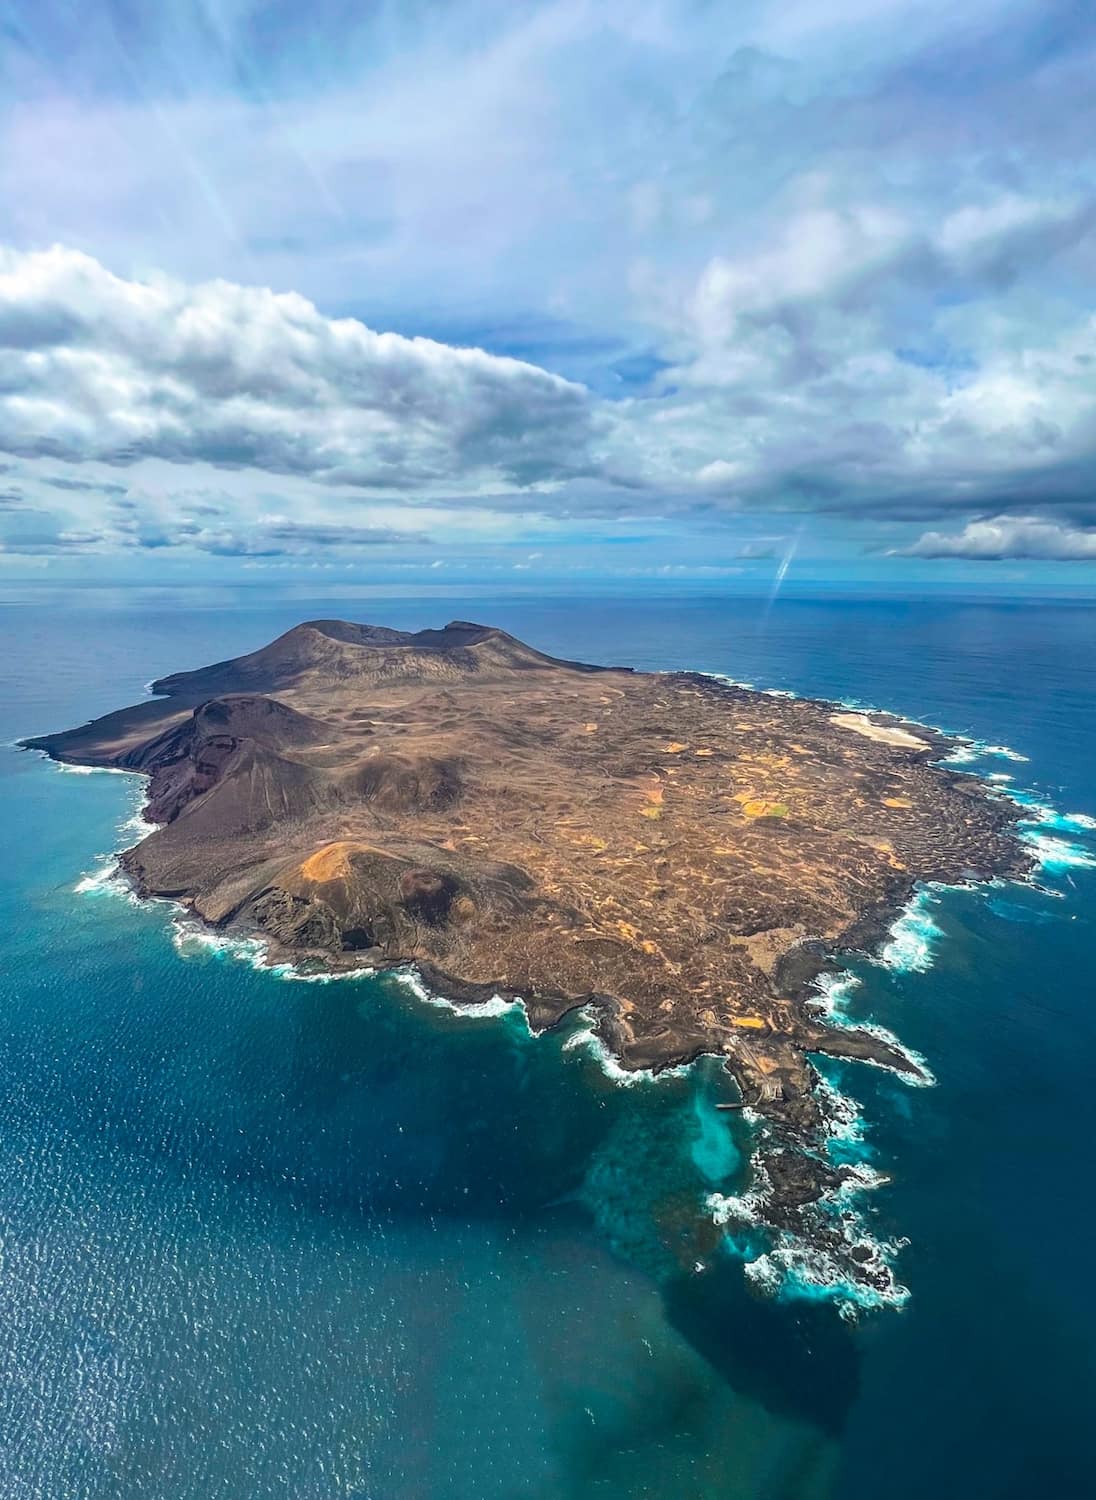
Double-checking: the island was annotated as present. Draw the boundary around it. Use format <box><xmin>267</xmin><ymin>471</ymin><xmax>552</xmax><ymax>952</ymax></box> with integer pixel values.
<box><xmin>24</xmin><ymin>619</ymin><xmax>1029</xmax><ymax>1295</ymax></box>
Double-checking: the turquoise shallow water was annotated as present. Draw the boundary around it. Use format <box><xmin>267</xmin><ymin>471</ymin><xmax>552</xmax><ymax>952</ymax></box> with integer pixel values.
<box><xmin>1</xmin><ymin>587</ymin><xmax>1094</xmax><ymax>1497</ymax></box>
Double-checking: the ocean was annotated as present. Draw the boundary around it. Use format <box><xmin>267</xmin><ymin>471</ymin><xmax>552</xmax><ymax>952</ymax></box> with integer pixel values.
<box><xmin>1</xmin><ymin>585</ymin><xmax>1093</xmax><ymax>1498</ymax></box>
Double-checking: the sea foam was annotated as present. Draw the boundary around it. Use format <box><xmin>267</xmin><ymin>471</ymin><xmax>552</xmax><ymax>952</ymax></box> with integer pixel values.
<box><xmin>1009</xmin><ymin>792</ymin><xmax>1096</xmax><ymax>836</ymax></box>
<box><xmin>54</xmin><ymin>762</ymin><xmax>138</xmax><ymax>777</ymax></box>
<box><xmin>560</xmin><ymin>1009</ymin><xmax>693</xmax><ymax>1086</ymax></box>
<box><xmin>1020</xmin><ymin>829</ymin><xmax>1096</xmax><ymax>873</ymax></box>
<box><xmin>70</xmin><ymin>772</ymin><xmax>154</xmax><ymax>901</ymax></box>
<box><xmin>739</xmin><ymin>1219</ymin><xmax>910</xmax><ymax>1320</ymax></box>
<box><xmin>810</xmin><ymin>952</ymin><xmax>936</xmax><ymax>1086</ymax></box>
<box><xmin>708</xmin><ymin>1142</ymin><xmax>910</xmax><ymax>1319</ymax></box>
<box><xmin>391</xmin><ymin>968</ymin><xmax>527</xmax><ymax>1020</ymax></box>
<box><xmin>880</xmin><ymin>887</ymin><xmax>944</xmax><ymax>973</ymax></box>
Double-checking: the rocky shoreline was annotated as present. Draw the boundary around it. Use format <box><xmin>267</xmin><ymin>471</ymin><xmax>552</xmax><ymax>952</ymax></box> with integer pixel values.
<box><xmin>23</xmin><ymin>619</ymin><xmax>1032</xmax><ymax>1301</ymax></box>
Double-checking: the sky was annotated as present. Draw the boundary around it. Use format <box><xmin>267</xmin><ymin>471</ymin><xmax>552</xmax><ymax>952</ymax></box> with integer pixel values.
<box><xmin>2</xmin><ymin>0</ymin><xmax>1096</xmax><ymax>591</ymax></box>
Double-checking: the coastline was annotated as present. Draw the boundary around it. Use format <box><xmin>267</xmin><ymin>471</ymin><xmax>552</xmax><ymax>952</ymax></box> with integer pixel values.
<box><xmin>26</xmin><ymin>638</ymin><xmax>1081</xmax><ymax>1318</ymax></box>
<box><xmin>37</xmin><ymin>688</ymin><xmax>1031</xmax><ymax>1084</ymax></box>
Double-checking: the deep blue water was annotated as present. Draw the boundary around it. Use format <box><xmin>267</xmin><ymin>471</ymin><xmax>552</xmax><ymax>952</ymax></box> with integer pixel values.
<box><xmin>1</xmin><ymin>586</ymin><xmax>1093</xmax><ymax>1498</ymax></box>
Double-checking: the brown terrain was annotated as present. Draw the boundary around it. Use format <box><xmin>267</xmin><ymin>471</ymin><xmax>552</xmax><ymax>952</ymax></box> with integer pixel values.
<box><xmin>23</xmin><ymin>619</ymin><xmax>1029</xmax><ymax>1286</ymax></box>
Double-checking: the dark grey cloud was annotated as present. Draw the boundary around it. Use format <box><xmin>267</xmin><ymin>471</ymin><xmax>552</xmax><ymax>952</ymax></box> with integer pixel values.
<box><xmin>1</xmin><ymin>488</ymin><xmax>427</xmax><ymax>559</ymax></box>
<box><xmin>112</xmin><ymin>515</ymin><xmax>427</xmax><ymax>558</ymax></box>
<box><xmin>178</xmin><ymin>499</ymin><xmax>228</xmax><ymax>518</ymax></box>
<box><xmin>43</xmin><ymin>474</ymin><xmax>129</xmax><ymax>495</ymax></box>
<box><xmin>738</xmin><ymin>458</ymin><xmax>1096</xmax><ymax>528</ymax></box>
<box><xmin>0</xmin><ymin>523</ymin><xmax>104</xmax><ymax>553</ymax></box>
<box><xmin>182</xmin><ymin>520</ymin><xmax>427</xmax><ymax>557</ymax></box>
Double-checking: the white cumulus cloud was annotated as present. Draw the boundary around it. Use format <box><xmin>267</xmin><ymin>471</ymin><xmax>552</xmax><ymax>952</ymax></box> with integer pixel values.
<box><xmin>897</xmin><ymin>515</ymin><xmax>1096</xmax><ymax>560</ymax></box>
<box><xmin>0</xmin><ymin>245</ymin><xmax>598</xmax><ymax>493</ymax></box>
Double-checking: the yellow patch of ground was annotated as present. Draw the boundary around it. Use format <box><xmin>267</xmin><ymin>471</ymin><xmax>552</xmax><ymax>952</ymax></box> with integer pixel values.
<box><xmin>562</xmin><ymin>830</ymin><xmax>608</xmax><ymax>850</ymax></box>
<box><xmin>665</xmin><ymin>742</ymin><xmax>688</xmax><ymax>753</ymax></box>
<box><xmin>884</xmin><ymin>796</ymin><xmax>913</xmax><ymax>808</ymax></box>
<box><xmin>742</xmin><ymin>799</ymin><xmax>790</xmax><ymax>819</ymax></box>
<box><xmin>694</xmin><ymin>747</ymin><xmax>714</xmax><ymax>757</ymax></box>
<box><xmin>640</xmin><ymin>805</ymin><xmax>663</xmax><ymax>820</ymax></box>
<box><xmin>583</xmin><ymin>722</ymin><xmax>598</xmax><ymax>733</ymax></box>
<box><xmin>731</xmin><ymin>1015</ymin><xmax>766</xmax><ymax>1029</ymax></box>
<box><xmin>298</xmin><ymin>841</ymin><xmax>363</xmax><ymax>883</ymax></box>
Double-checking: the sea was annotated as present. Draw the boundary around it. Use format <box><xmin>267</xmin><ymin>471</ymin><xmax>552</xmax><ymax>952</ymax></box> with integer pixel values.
<box><xmin>0</xmin><ymin>584</ymin><xmax>1093</xmax><ymax>1499</ymax></box>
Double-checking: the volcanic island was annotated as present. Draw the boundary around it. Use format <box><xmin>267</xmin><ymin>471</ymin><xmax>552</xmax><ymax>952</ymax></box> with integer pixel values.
<box><xmin>25</xmin><ymin>620</ymin><xmax>1029</xmax><ymax>1292</ymax></box>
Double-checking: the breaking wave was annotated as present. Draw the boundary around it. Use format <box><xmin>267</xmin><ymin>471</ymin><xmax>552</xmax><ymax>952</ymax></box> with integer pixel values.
<box><xmin>943</xmin><ymin>738</ymin><xmax>1030</xmax><ymax>767</ymax></box>
<box><xmin>706</xmin><ymin>1031</ymin><xmax>917</xmax><ymax>1320</ymax></box>
<box><xmin>391</xmin><ymin>968</ymin><xmax>527</xmax><ymax>1021</ymax></box>
<box><xmin>560</xmin><ymin>1010</ymin><xmax>693</xmax><ymax>1086</ymax></box>
<box><xmin>708</xmin><ymin>1135</ymin><xmax>910</xmax><ymax>1320</ymax></box>
<box><xmin>54</xmin><ymin>762</ymin><xmax>137</xmax><ymax>776</ymax></box>
<box><xmin>70</xmin><ymin>771</ymin><xmax>155</xmax><ymax>901</ymax></box>
<box><xmin>73</xmin><ymin>858</ymin><xmax>139</xmax><ymax>901</ymax></box>
<box><xmin>809</xmin><ymin>968</ymin><xmax>936</xmax><ymax>1086</ymax></box>
<box><xmin>880</xmin><ymin>887</ymin><xmax>944</xmax><ymax>973</ymax></box>
<box><xmin>1003</xmin><ymin>789</ymin><xmax>1096</xmax><ymax>873</ymax></box>
<box><xmin>734</xmin><ymin>1194</ymin><xmax>910</xmax><ymax>1321</ymax></box>
<box><xmin>1020</xmin><ymin>830</ymin><xmax>1096</xmax><ymax>873</ymax></box>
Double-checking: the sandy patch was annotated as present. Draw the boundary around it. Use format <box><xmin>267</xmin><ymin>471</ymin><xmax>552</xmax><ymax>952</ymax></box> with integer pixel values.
<box><xmin>830</xmin><ymin>713</ymin><xmax>928</xmax><ymax>750</ymax></box>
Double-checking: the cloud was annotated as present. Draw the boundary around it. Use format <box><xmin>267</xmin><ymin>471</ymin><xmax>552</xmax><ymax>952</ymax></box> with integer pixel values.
<box><xmin>0</xmin><ymin>246</ymin><xmax>597</xmax><ymax>493</ymax></box>
<box><xmin>0</xmin><ymin>471</ymin><xmax>429</xmax><ymax>558</ymax></box>
<box><xmin>3</xmin><ymin>1</ymin><xmax>1071</xmax><ymax>334</ymax></box>
<box><xmin>176</xmin><ymin>497</ymin><xmax>228</xmax><ymax>518</ymax></box>
<box><xmin>113</xmin><ymin>513</ymin><xmax>426</xmax><ymax>557</ymax></box>
<box><xmin>42</xmin><ymin>474</ymin><xmax>129</xmax><ymax>495</ymax></box>
<box><xmin>3</xmin><ymin>3</ymin><xmax>1096</xmax><ymax>570</ymax></box>
<box><xmin>600</xmin><ymin>181</ymin><xmax>1096</xmax><ymax>530</ymax></box>
<box><xmin>184</xmin><ymin>520</ymin><xmax>427</xmax><ymax>557</ymax></box>
<box><xmin>5</xmin><ymin>235</ymin><xmax>1096</xmax><ymax>565</ymax></box>
<box><xmin>674</xmin><ymin>194</ymin><xmax>1095</xmax><ymax>364</ymax></box>
<box><xmin>897</xmin><ymin>515</ymin><xmax>1096</xmax><ymax>560</ymax></box>
<box><xmin>0</xmin><ymin>523</ymin><xmax>104</xmax><ymax>554</ymax></box>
